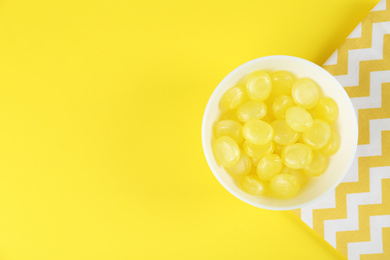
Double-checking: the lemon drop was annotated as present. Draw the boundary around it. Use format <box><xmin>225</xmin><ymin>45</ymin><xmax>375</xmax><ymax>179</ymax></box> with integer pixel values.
<box><xmin>303</xmin><ymin>119</ymin><xmax>331</xmax><ymax>150</ymax></box>
<box><xmin>292</xmin><ymin>78</ymin><xmax>319</xmax><ymax>109</ymax></box>
<box><xmin>285</xmin><ymin>106</ymin><xmax>313</xmax><ymax>132</ymax></box>
<box><xmin>236</xmin><ymin>101</ymin><xmax>267</xmax><ymax>122</ymax></box>
<box><xmin>314</xmin><ymin>97</ymin><xmax>339</xmax><ymax>124</ymax></box>
<box><xmin>246</xmin><ymin>71</ymin><xmax>272</xmax><ymax>101</ymax></box>
<box><xmin>212</xmin><ymin>136</ymin><xmax>240</xmax><ymax>167</ymax></box>
<box><xmin>281</xmin><ymin>143</ymin><xmax>313</xmax><ymax>169</ymax></box>
<box><xmin>257</xmin><ymin>154</ymin><xmax>283</xmax><ymax>181</ymax></box>
<box><xmin>270</xmin><ymin>173</ymin><xmax>300</xmax><ymax>198</ymax></box>
<box><xmin>220</xmin><ymin>86</ymin><xmax>247</xmax><ymax>110</ymax></box>
<box><xmin>240</xmin><ymin>175</ymin><xmax>267</xmax><ymax>195</ymax></box>
<box><xmin>242</xmin><ymin>119</ymin><xmax>274</xmax><ymax>145</ymax></box>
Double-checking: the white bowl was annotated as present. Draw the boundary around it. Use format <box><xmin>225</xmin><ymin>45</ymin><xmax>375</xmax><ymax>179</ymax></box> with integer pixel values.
<box><xmin>202</xmin><ymin>55</ymin><xmax>358</xmax><ymax>210</ymax></box>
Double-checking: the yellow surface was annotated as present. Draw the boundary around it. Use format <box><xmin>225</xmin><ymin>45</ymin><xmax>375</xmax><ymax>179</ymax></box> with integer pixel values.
<box><xmin>0</xmin><ymin>0</ymin><xmax>379</xmax><ymax>259</ymax></box>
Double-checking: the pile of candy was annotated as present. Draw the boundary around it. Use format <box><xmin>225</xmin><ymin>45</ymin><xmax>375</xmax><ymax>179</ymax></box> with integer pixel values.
<box><xmin>212</xmin><ymin>70</ymin><xmax>340</xmax><ymax>198</ymax></box>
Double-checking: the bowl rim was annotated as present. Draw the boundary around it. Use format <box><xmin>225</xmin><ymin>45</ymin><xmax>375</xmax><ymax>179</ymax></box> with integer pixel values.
<box><xmin>201</xmin><ymin>55</ymin><xmax>358</xmax><ymax>210</ymax></box>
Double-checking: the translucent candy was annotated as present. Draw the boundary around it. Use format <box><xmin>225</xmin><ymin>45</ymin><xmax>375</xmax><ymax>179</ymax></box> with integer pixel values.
<box><xmin>271</xmin><ymin>120</ymin><xmax>299</xmax><ymax>145</ymax></box>
<box><xmin>226</xmin><ymin>152</ymin><xmax>252</xmax><ymax>176</ymax></box>
<box><xmin>281</xmin><ymin>167</ymin><xmax>308</xmax><ymax>187</ymax></box>
<box><xmin>314</xmin><ymin>97</ymin><xmax>339</xmax><ymax>124</ymax></box>
<box><xmin>243</xmin><ymin>140</ymin><xmax>274</xmax><ymax>159</ymax></box>
<box><xmin>302</xmin><ymin>119</ymin><xmax>331</xmax><ymax>150</ymax></box>
<box><xmin>242</xmin><ymin>119</ymin><xmax>274</xmax><ymax>145</ymax></box>
<box><xmin>220</xmin><ymin>85</ymin><xmax>247</xmax><ymax>111</ymax></box>
<box><xmin>320</xmin><ymin>129</ymin><xmax>340</xmax><ymax>155</ymax></box>
<box><xmin>292</xmin><ymin>78</ymin><xmax>319</xmax><ymax>109</ymax></box>
<box><xmin>214</xmin><ymin>120</ymin><xmax>243</xmax><ymax>144</ymax></box>
<box><xmin>213</xmin><ymin>70</ymin><xmax>341</xmax><ymax>199</ymax></box>
<box><xmin>272</xmin><ymin>95</ymin><xmax>295</xmax><ymax>119</ymax></box>
<box><xmin>246</xmin><ymin>71</ymin><xmax>272</xmax><ymax>101</ymax></box>
<box><xmin>212</xmin><ymin>136</ymin><xmax>240</xmax><ymax>167</ymax></box>
<box><xmin>285</xmin><ymin>106</ymin><xmax>313</xmax><ymax>132</ymax></box>
<box><xmin>257</xmin><ymin>154</ymin><xmax>283</xmax><ymax>181</ymax></box>
<box><xmin>270</xmin><ymin>71</ymin><xmax>295</xmax><ymax>97</ymax></box>
<box><xmin>304</xmin><ymin>151</ymin><xmax>329</xmax><ymax>176</ymax></box>
<box><xmin>269</xmin><ymin>173</ymin><xmax>300</xmax><ymax>198</ymax></box>
<box><xmin>240</xmin><ymin>175</ymin><xmax>267</xmax><ymax>195</ymax></box>
<box><xmin>281</xmin><ymin>143</ymin><xmax>313</xmax><ymax>169</ymax></box>
<box><xmin>236</xmin><ymin>101</ymin><xmax>267</xmax><ymax>122</ymax></box>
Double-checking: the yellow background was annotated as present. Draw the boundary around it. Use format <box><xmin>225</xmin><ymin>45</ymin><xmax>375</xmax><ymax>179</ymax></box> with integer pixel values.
<box><xmin>0</xmin><ymin>0</ymin><xmax>379</xmax><ymax>259</ymax></box>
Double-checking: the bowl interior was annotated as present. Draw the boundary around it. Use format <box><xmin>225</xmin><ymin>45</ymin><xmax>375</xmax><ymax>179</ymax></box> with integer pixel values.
<box><xmin>202</xmin><ymin>55</ymin><xmax>358</xmax><ymax>210</ymax></box>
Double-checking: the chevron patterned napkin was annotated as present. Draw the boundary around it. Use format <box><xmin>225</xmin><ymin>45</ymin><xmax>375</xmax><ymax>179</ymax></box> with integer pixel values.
<box><xmin>292</xmin><ymin>0</ymin><xmax>390</xmax><ymax>259</ymax></box>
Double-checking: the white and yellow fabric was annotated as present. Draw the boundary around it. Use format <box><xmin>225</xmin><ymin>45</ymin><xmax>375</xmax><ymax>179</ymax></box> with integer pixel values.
<box><xmin>292</xmin><ymin>0</ymin><xmax>390</xmax><ymax>259</ymax></box>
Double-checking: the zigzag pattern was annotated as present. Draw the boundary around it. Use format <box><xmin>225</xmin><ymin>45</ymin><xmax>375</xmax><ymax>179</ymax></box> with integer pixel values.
<box><xmin>326</xmin><ymin>166</ymin><xmax>390</xmax><ymax>255</ymax></box>
<box><xmin>343</xmin><ymin>178</ymin><xmax>390</xmax><ymax>258</ymax></box>
<box><xmin>293</xmin><ymin>1</ymin><xmax>390</xmax><ymax>259</ymax></box>
<box><xmin>359</xmin><ymin>227</ymin><xmax>390</xmax><ymax>259</ymax></box>
<box><xmin>334</xmin><ymin>23</ymin><xmax>390</xmax><ymax>89</ymax></box>
<box><xmin>323</xmin><ymin>0</ymin><xmax>390</xmax><ymax>76</ymax></box>
<box><xmin>310</xmin><ymin>125</ymin><xmax>390</xmax><ymax>242</ymax></box>
<box><xmin>348</xmin><ymin>215</ymin><xmax>390</xmax><ymax>259</ymax></box>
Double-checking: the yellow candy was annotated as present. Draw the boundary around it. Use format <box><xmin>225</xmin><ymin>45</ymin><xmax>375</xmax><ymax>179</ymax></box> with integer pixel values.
<box><xmin>242</xmin><ymin>119</ymin><xmax>274</xmax><ymax>145</ymax></box>
<box><xmin>220</xmin><ymin>85</ymin><xmax>247</xmax><ymax>111</ymax></box>
<box><xmin>314</xmin><ymin>97</ymin><xmax>339</xmax><ymax>124</ymax></box>
<box><xmin>213</xmin><ymin>70</ymin><xmax>342</xmax><ymax>199</ymax></box>
<box><xmin>243</xmin><ymin>140</ymin><xmax>274</xmax><ymax>159</ymax></box>
<box><xmin>240</xmin><ymin>175</ymin><xmax>267</xmax><ymax>195</ymax></box>
<box><xmin>320</xmin><ymin>128</ymin><xmax>340</xmax><ymax>155</ymax></box>
<box><xmin>282</xmin><ymin>143</ymin><xmax>313</xmax><ymax>169</ymax></box>
<box><xmin>285</xmin><ymin>106</ymin><xmax>313</xmax><ymax>132</ymax></box>
<box><xmin>292</xmin><ymin>78</ymin><xmax>319</xmax><ymax>109</ymax></box>
<box><xmin>246</xmin><ymin>71</ymin><xmax>272</xmax><ymax>101</ymax></box>
<box><xmin>281</xmin><ymin>167</ymin><xmax>308</xmax><ymax>187</ymax></box>
<box><xmin>212</xmin><ymin>136</ymin><xmax>240</xmax><ymax>167</ymax></box>
<box><xmin>214</xmin><ymin>120</ymin><xmax>243</xmax><ymax>144</ymax></box>
<box><xmin>226</xmin><ymin>152</ymin><xmax>252</xmax><ymax>176</ymax></box>
<box><xmin>269</xmin><ymin>173</ymin><xmax>300</xmax><ymax>198</ymax></box>
<box><xmin>257</xmin><ymin>154</ymin><xmax>283</xmax><ymax>181</ymax></box>
<box><xmin>272</xmin><ymin>95</ymin><xmax>295</xmax><ymax>119</ymax></box>
<box><xmin>270</xmin><ymin>70</ymin><xmax>296</xmax><ymax>97</ymax></box>
<box><xmin>273</xmin><ymin>142</ymin><xmax>285</xmax><ymax>156</ymax></box>
<box><xmin>236</xmin><ymin>101</ymin><xmax>267</xmax><ymax>122</ymax></box>
<box><xmin>302</xmin><ymin>119</ymin><xmax>331</xmax><ymax>150</ymax></box>
<box><xmin>304</xmin><ymin>151</ymin><xmax>329</xmax><ymax>176</ymax></box>
<box><xmin>271</xmin><ymin>120</ymin><xmax>299</xmax><ymax>145</ymax></box>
